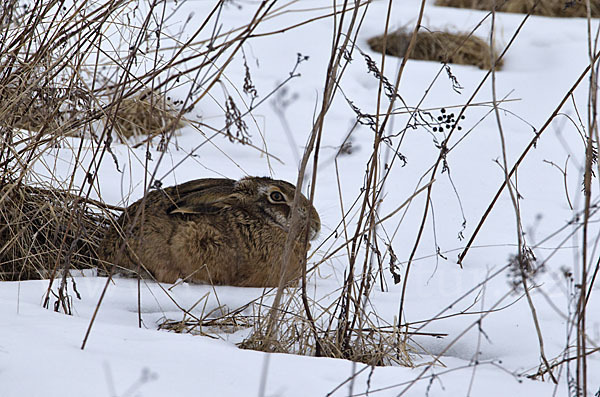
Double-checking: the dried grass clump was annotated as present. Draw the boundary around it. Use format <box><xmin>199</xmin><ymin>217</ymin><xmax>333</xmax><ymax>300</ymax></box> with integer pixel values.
<box><xmin>159</xmin><ymin>314</ymin><xmax>254</xmax><ymax>336</ymax></box>
<box><xmin>367</xmin><ymin>29</ymin><xmax>503</xmax><ymax>70</ymax></box>
<box><xmin>435</xmin><ymin>0</ymin><xmax>600</xmax><ymax>18</ymax></box>
<box><xmin>0</xmin><ymin>182</ymin><xmax>111</xmax><ymax>281</ymax></box>
<box><xmin>159</xmin><ymin>295</ymin><xmax>414</xmax><ymax>367</ymax></box>
<box><xmin>109</xmin><ymin>90</ymin><xmax>185</xmax><ymax>143</ymax></box>
<box><xmin>240</xmin><ymin>326</ymin><xmax>413</xmax><ymax>367</ymax></box>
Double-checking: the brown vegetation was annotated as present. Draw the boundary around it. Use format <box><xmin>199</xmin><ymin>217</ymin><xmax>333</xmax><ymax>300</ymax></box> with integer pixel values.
<box><xmin>0</xmin><ymin>183</ymin><xmax>110</xmax><ymax>281</ymax></box>
<box><xmin>367</xmin><ymin>29</ymin><xmax>503</xmax><ymax>70</ymax></box>
<box><xmin>110</xmin><ymin>90</ymin><xmax>186</xmax><ymax>143</ymax></box>
<box><xmin>435</xmin><ymin>0</ymin><xmax>600</xmax><ymax>18</ymax></box>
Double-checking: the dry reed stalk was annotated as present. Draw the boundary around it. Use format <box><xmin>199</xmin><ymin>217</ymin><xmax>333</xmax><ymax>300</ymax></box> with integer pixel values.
<box><xmin>436</xmin><ymin>0</ymin><xmax>600</xmax><ymax>18</ymax></box>
<box><xmin>368</xmin><ymin>29</ymin><xmax>503</xmax><ymax>70</ymax></box>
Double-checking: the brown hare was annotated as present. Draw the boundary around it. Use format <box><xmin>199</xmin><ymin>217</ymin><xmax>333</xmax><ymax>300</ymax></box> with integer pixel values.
<box><xmin>99</xmin><ymin>176</ymin><xmax>320</xmax><ymax>287</ymax></box>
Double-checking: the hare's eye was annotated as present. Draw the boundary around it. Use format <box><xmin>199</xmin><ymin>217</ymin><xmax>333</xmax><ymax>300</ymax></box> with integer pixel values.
<box><xmin>269</xmin><ymin>191</ymin><xmax>285</xmax><ymax>203</ymax></box>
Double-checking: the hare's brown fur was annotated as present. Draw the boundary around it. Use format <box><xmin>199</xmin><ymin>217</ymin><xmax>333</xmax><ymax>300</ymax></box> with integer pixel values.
<box><xmin>99</xmin><ymin>177</ymin><xmax>320</xmax><ymax>287</ymax></box>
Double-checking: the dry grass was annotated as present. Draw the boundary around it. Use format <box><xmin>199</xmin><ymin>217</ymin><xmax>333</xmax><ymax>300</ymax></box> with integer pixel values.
<box><xmin>0</xmin><ymin>60</ymin><xmax>92</xmax><ymax>136</ymax></box>
<box><xmin>0</xmin><ymin>85</ymin><xmax>87</xmax><ymax>134</ymax></box>
<box><xmin>109</xmin><ymin>89</ymin><xmax>186</xmax><ymax>143</ymax></box>
<box><xmin>367</xmin><ymin>29</ymin><xmax>503</xmax><ymax>70</ymax></box>
<box><xmin>0</xmin><ymin>80</ymin><xmax>184</xmax><ymax>142</ymax></box>
<box><xmin>159</xmin><ymin>315</ymin><xmax>254</xmax><ymax>336</ymax></box>
<box><xmin>435</xmin><ymin>0</ymin><xmax>600</xmax><ymax>18</ymax></box>
<box><xmin>0</xmin><ymin>182</ymin><xmax>111</xmax><ymax>281</ymax></box>
<box><xmin>158</xmin><ymin>291</ymin><xmax>415</xmax><ymax>367</ymax></box>
<box><xmin>240</xmin><ymin>326</ymin><xmax>413</xmax><ymax>367</ymax></box>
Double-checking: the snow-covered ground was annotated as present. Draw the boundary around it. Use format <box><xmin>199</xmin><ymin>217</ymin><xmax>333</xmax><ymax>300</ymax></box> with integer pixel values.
<box><xmin>2</xmin><ymin>0</ymin><xmax>599</xmax><ymax>396</ymax></box>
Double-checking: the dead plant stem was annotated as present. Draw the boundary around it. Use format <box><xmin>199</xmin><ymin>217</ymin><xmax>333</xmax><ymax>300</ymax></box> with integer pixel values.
<box><xmin>458</xmin><ymin>47</ymin><xmax>600</xmax><ymax>266</ymax></box>
<box><xmin>490</xmin><ymin>3</ymin><xmax>557</xmax><ymax>384</ymax></box>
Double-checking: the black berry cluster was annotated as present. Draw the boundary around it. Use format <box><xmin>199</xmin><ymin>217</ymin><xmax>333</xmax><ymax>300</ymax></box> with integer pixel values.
<box><xmin>432</xmin><ymin>108</ymin><xmax>465</xmax><ymax>133</ymax></box>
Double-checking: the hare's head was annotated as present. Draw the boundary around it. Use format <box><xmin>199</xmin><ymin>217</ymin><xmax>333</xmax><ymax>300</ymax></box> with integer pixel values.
<box><xmin>244</xmin><ymin>177</ymin><xmax>321</xmax><ymax>240</ymax></box>
<box><xmin>169</xmin><ymin>176</ymin><xmax>321</xmax><ymax>240</ymax></box>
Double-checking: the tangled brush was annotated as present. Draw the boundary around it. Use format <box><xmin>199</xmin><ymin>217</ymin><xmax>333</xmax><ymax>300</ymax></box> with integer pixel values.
<box><xmin>0</xmin><ymin>182</ymin><xmax>113</xmax><ymax>281</ymax></box>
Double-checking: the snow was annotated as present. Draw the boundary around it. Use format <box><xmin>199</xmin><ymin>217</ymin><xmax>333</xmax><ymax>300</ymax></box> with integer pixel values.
<box><xmin>2</xmin><ymin>0</ymin><xmax>599</xmax><ymax>396</ymax></box>
<box><xmin>0</xmin><ymin>278</ymin><xmax>559</xmax><ymax>397</ymax></box>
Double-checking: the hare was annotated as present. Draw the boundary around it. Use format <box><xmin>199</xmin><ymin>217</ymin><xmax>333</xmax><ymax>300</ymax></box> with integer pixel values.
<box><xmin>99</xmin><ymin>176</ymin><xmax>320</xmax><ymax>287</ymax></box>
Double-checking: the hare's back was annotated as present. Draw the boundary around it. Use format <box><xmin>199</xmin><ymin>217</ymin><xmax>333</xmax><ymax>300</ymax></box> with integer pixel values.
<box><xmin>123</xmin><ymin>178</ymin><xmax>234</xmax><ymax>217</ymax></box>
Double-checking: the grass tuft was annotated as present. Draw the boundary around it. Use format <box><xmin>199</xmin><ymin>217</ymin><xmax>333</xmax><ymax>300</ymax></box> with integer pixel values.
<box><xmin>367</xmin><ymin>28</ymin><xmax>503</xmax><ymax>70</ymax></box>
<box><xmin>109</xmin><ymin>89</ymin><xmax>186</xmax><ymax>143</ymax></box>
<box><xmin>159</xmin><ymin>290</ymin><xmax>416</xmax><ymax>367</ymax></box>
<box><xmin>435</xmin><ymin>0</ymin><xmax>600</xmax><ymax>18</ymax></box>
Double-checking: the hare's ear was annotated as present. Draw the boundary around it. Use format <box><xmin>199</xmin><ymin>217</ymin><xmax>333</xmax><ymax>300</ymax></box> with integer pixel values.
<box><xmin>168</xmin><ymin>186</ymin><xmax>241</xmax><ymax>215</ymax></box>
<box><xmin>173</xmin><ymin>178</ymin><xmax>235</xmax><ymax>196</ymax></box>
